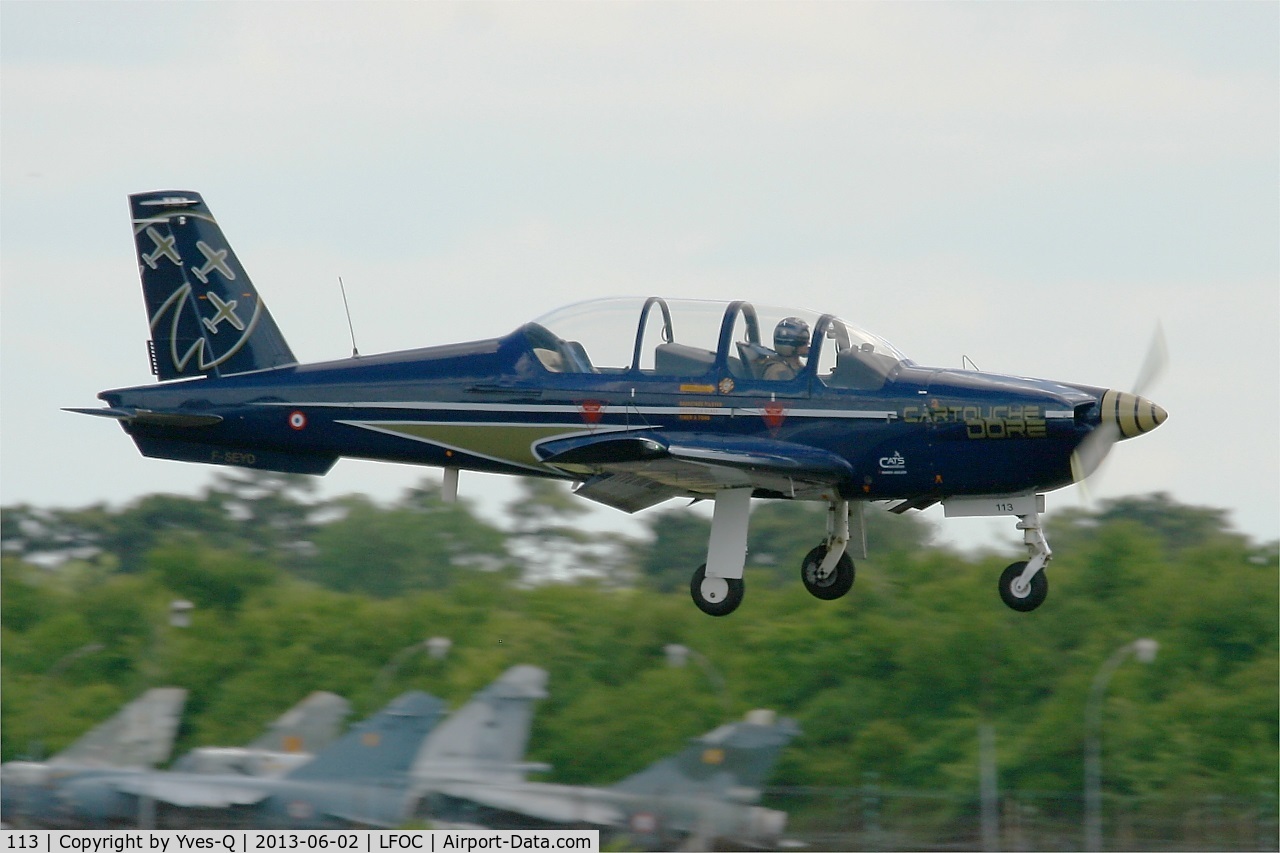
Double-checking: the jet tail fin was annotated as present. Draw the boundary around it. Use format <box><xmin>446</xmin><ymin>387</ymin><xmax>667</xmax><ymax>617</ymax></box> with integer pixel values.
<box><xmin>610</xmin><ymin>710</ymin><xmax>800</xmax><ymax>802</ymax></box>
<box><xmin>49</xmin><ymin>687</ymin><xmax>187</xmax><ymax>768</ymax></box>
<box><xmin>248</xmin><ymin>691</ymin><xmax>352</xmax><ymax>754</ymax></box>
<box><xmin>130</xmin><ymin>191</ymin><xmax>296</xmax><ymax>381</ymax></box>
<box><xmin>412</xmin><ymin>666</ymin><xmax>548</xmax><ymax>783</ymax></box>
<box><xmin>286</xmin><ymin>692</ymin><xmax>446</xmax><ymax>784</ymax></box>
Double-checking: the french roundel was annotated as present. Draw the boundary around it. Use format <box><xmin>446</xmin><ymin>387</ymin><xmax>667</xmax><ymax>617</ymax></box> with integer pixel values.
<box><xmin>288</xmin><ymin>411</ymin><xmax>307</xmax><ymax>430</ymax></box>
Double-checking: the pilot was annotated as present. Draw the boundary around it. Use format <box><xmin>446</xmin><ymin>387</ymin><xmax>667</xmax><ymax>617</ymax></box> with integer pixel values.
<box><xmin>762</xmin><ymin>317</ymin><xmax>810</xmax><ymax>380</ymax></box>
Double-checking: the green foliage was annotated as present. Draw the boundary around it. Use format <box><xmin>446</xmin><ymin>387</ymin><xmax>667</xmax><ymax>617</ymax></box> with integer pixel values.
<box><xmin>1</xmin><ymin>485</ymin><xmax>1275</xmax><ymax>827</ymax></box>
<box><xmin>304</xmin><ymin>491</ymin><xmax>512</xmax><ymax>597</ymax></box>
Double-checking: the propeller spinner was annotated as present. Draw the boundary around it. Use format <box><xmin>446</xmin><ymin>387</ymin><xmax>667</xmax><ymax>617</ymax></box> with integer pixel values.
<box><xmin>1070</xmin><ymin>325</ymin><xmax>1169</xmax><ymax>485</ymax></box>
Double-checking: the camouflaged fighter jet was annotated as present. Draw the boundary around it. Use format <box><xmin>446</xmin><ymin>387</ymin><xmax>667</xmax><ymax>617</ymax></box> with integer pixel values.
<box><xmin>72</xmin><ymin>191</ymin><xmax>1168</xmax><ymax>616</ymax></box>
<box><xmin>1</xmin><ymin>687</ymin><xmax>187</xmax><ymax>827</ymax></box>
<box><xmin>417</xmin><ymin>709</ymin><xmax>800</xmax><ymax>851</ymax></box>
<box><xmin>3</xmin><ymin>692</ymin><xmax>445</xmax><ymax>829</ymax></box>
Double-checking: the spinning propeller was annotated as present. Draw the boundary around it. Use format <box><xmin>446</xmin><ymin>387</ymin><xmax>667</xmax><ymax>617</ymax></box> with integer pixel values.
<box><xmin>1070</xmin><ymin>324</ymin><xmax>1169</xmax><ymax>495</ymax></box>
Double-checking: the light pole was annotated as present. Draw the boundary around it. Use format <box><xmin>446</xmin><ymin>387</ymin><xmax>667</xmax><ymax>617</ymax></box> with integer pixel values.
<box><xmin>375</xmin><ymin>637</ymin><xmax>451</xmax><ymax>692</ymax></box>
<box><xmin>1084</xmin><ymin>638</ymin><xmax>1158</xmax><ymax>851</ymax></box>
<box><xmin>139</xmin><ymin>599</ymin><xmax>194</xmax><ymax>692</ymax></box>
<box><xmin>664</xmin><ymin>643</ymin><xmax>731</xmax><ymax>716</ymax></box>
<box><xmin>32</xmin><ymin>642</ymin><xmax>105</xmax><ymax>759</ymax></box>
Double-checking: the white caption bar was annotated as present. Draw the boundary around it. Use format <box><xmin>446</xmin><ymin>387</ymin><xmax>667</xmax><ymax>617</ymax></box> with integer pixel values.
<box><xmin>0</xmin><ymin>831</ymin><xmax>598</xmax><ymax>853</ymax></box>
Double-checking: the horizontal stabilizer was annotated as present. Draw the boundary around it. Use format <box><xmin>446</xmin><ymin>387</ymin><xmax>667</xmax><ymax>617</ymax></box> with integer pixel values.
<box><xmin>65</xmin><ymin>407</ymin><xmax>223</xmax><ymax>428</ymax></box>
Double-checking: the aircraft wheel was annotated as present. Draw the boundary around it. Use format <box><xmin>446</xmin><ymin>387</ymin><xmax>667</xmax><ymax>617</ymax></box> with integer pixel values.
<box><xmin>998</xmin><ymin>561</ymin><xmax>1048</xmax><ymax>612</ymax></box>
<box><xmin>690</xmin><ymin>564</ymin><xmax>744</xmax><ymax>617</ymax></box>
<box><xmin>800</xmin><ymin>545</ymin><xmax>855</xmax><ymax>600</ymax></box>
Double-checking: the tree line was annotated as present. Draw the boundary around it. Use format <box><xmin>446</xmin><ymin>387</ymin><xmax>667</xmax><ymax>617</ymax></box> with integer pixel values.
<box><xmin>3</xmin><ymin>475</ymin><xmax>1276</xmax><ymax>833</ymax></box>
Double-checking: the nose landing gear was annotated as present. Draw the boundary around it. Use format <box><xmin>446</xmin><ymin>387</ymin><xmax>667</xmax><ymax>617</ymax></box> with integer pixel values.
<box><xmin>944</xmin><ymin>494</ymin><xmax>1053</xmax><ymax>612</ymax></box>
<box><xmin>997</xmin><ymin>508</ymin><xmax>1052</xmax><ymax>612</ymax></box>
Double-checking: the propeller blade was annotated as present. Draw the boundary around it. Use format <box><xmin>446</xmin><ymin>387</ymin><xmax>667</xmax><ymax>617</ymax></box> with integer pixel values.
<box><xmin>1071</xmin><ymin>421</ymin><xmax>1119</xmax><ymax>485</ymax></box>
<box><xmin>1131</xmin><ymin>322</ymin><xmax>1168</xmax><ymax>398</ymax></box>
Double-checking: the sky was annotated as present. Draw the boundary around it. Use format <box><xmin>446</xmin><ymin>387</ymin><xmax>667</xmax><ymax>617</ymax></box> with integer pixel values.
<box><xmin>2</xmin><ymin>2</ymin><xmax>1277</xmax><ymax>553</ymax></box>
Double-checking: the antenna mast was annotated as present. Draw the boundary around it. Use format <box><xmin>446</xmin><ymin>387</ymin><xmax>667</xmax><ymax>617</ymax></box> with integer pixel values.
<box><xmin>339</xmin><ymin>276</ymin><xmax>360</xmax><ymax>358</ymax></box>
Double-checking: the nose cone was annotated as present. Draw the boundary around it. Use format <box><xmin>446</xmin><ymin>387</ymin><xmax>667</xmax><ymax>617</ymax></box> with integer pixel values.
<box><xmin>1101</xmin><ymin>389</ymin><xmax>1168</xmax><ymax>439</ymax></box>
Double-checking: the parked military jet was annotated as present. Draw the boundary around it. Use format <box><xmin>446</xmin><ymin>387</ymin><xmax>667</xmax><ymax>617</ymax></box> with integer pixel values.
<box><xmin>72</xmin><ymin>191</ymin><xmax>1169</xmax><ymax>616</ymax></box>
<box><xmin>1</xmin><ymin>687</ymin><xmax>186</xmax><ymax>826</ymax></box>
<box><xmin>418</xmin><ymin>709</ymin><xmax>800</xmax><ymax>850</ymax></box>
<box><xmin>172</xmin><ymin>691</ymin><xmax>351</xmax><ymax>777</ymax></box>
<box><xmin>2</xmin><ymin>691</ymin><xmax>445</xmax><ymax>829</ymax></box>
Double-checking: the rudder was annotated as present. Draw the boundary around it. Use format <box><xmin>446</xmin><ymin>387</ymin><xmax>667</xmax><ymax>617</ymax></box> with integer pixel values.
<box><xmin>130</xmin><ymin>190</ymin><xmax>296</xmax><ymax>381</ymax></box>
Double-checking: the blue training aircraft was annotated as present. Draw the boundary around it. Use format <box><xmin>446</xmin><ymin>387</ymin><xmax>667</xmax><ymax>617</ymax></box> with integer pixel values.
<box><xmin>70</xmin><ymin>191</ymin><xmax>1168</xmax><ymax>616</ymax></box>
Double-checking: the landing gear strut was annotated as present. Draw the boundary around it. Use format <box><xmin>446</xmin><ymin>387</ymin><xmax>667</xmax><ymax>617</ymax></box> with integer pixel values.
<box><xmin>689</xmin><ymin>489</ymin><xmax>751</xmax><ymax>617</ymax></box>
<box><xmin>943</xmin><ymin>494</ymin><xmax>1053</xmax><ymax>612</ymax></box>
<box><xmin>997</xmin><ymin>509</ymin><xmax>1052</xmax><ymax>612</ymax></box>
<box><xmin>801</xmin><ymin>546</ymin><xmax>854</xmax><ymax>600</ymax></box>
<box><xmin>800</xmin><ymin>500</ymin><xmax>859</xmax><ymax>600</ymax></box>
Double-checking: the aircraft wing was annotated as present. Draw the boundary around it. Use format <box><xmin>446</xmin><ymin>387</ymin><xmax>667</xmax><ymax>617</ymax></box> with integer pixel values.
<box><xmin>433</xmin><ymin>781</ymin><xmax>624</xmax><ymax>826</ymax></box>
<box><xmin>536</xmin><ymin>432</ymin><xmax>854</xmax><ymax>512</ymax></box>
<box><xmin>111</xmin><ymin>776</ymin><xmax>270</xmax><ymax>808</ymax></box>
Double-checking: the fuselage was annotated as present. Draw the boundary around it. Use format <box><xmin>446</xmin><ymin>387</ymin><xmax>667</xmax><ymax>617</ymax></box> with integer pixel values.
<box><xmin>100</xmin><ymin>317</ymin><xmax>1106</xmax><ymax>505</ymax></box>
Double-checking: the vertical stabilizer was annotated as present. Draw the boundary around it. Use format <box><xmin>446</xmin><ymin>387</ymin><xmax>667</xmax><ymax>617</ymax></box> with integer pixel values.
<box><xmin>50</xmin><ymin>687</ymin><xmax>187</xmax><ymax>768</ymax></box>
<box><xmin>249</xmin><ymin>691</ymin><xmax>352</xmax><ymax>754</ymax></box>
<box><xmin>610</xmin><ymin>710</ymin><xmax>800</xmax><ymax>801</ymax></box>
<box><xmin>172</xmin><ymin>691</ymin><xmax>352</xmax><ymax>776</ymax></box>
<box><xmin>130</xmin><ymin>191</ymin><xmax>296</xmax><ymax>381</ymax></box>
<box><xmin>287</xmin><ymin>692</ymin><xmax>446</xmax><ymax>784</ymax></box>
<box><xmin>413</xmin><ymin>666</ymin><xmax>548</xmax><ymax>783</ymax></box>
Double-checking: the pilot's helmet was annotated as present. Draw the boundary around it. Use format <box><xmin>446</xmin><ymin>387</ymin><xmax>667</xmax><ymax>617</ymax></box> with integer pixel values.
<box><xmin>774</xmin><ymin>317</ymin><xmax>811</xmax><ymax>357</ymax></box>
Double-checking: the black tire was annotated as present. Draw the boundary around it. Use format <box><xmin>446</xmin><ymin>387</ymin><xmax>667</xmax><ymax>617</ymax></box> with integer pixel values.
<box><xmin>998</xmin><ymin>561</ymin><xmax>1048</xmax><ymax>612</ymax></box>
<box><xmin>690</xmin><ymin>564</ymin><xmax>744</xmax><ymax>617</ymax></box>
<box><xmin>800</xmin><ymin>545</ymin><xmax>855</xmax><ymax>600</ymax></box>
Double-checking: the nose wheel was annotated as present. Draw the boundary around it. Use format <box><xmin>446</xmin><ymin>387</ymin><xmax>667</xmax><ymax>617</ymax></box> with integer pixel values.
<box><xmin>800</xmin><ymin>545</ymin><xmax>855</xmax><ymax>600</ymax></box>
<box><xmin>998</xmin><ymin>560</ymin><xmax>1048</xmax><ymax>611</ymax></box>
<box><xmin>690</xmin><ymin>564</ymin><xmax>744</xmax><ymax>617</ymax></box>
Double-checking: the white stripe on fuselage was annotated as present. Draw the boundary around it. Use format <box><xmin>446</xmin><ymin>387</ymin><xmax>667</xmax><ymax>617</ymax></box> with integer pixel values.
<box><xmin>258</xmin><ymin>400</ymin><xmax>897</xmax><ymax>420</ymax></box>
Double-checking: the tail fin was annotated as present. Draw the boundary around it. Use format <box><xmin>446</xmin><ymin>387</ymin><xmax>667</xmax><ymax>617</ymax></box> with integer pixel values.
<box><xmin>611</xmin><ymin>710</ymin><xmax>799</xmax><ymax>802</ymax></box>
<box><xmin>50</xmin><ymin>687</ymin><xmax>187</xmax><ymax>768</ymax></box>
<box><xmin>286</xmin><ymin>692</ymin><xmax>446</xmax><ymax>784</ymax></box>
<box><xmin>247</xmin><ymin>691</ymin><xmax>352</xmax><ymax>754</ymax></box>
<box><xmin>171</xmin><ymin>691</ymin><xmax>352</xmax><ymax>776</ymax></box>
<box><xmin>412</xmin><ymin>666</ymin><xmax>548</xmax><ymax>783</ymax></box>
<box><xmin>130</xmin><ymin>190</ymin><xmax>296</xmax><ymax>381</ymax></box>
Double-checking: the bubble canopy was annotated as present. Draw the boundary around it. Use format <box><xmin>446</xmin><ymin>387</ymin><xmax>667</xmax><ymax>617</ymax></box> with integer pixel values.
<box><xmin>529</xmin><ymin>297</ymin><xmax>908</xmax><ymax>387</ymax></box>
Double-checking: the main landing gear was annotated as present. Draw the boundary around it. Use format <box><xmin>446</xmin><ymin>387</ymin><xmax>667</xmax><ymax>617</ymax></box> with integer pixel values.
<box><xmin>800</xmin><ymin>501</ymin><xmax>857</xmax><ymax>600</ymax></box>
<box><xmin>689</xmin><ymin>494</ymin><xmax>865</xmax><ymax>617</ymax></box>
